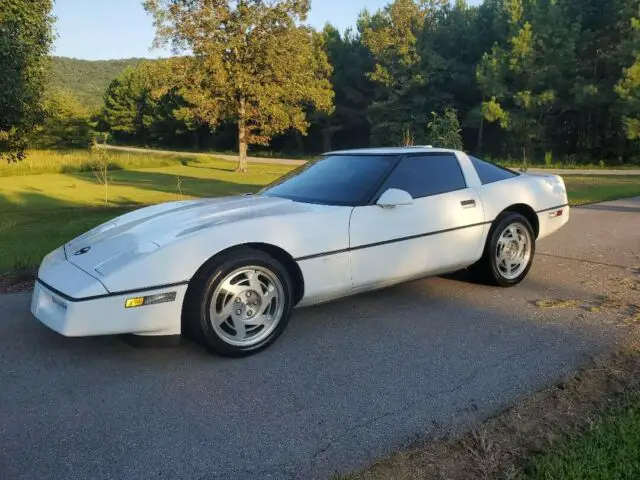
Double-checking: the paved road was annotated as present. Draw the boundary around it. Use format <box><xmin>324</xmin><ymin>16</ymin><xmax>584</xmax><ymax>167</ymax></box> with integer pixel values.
<box><xmin>104</xmin><ymin>144</ymin><xmax>640</xmax><ymax>175</ymax></box>
<box><xmin>1</xmin><ymin>199</ymin><xmax>639</xmax><ymax>480</ymax></box>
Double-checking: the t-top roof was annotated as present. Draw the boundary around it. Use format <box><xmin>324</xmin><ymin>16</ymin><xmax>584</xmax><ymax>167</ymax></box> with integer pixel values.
<box><xmin>324</xmin><ymin>146</ymin><xmax>460</xmax><ymax>156</ymax></box>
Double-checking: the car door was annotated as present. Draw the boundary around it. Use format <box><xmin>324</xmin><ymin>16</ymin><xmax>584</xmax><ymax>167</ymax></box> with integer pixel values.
<box><xmin>349</xmin><ymin>152</ymin><xmax>486</xmax><ymax>291</ymax></box>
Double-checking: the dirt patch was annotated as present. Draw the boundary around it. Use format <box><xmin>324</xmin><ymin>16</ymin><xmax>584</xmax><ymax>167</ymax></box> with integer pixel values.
<box><xmin>0</xmin><ymin>270</ymin><xmax>36</xmax><ymax>294</ymax></box>
<box><xmin>343</xmin><ymin>335</ymin><xmax>640</xmax><ymax>480</ymax></box>
<box><xmin>531</xmin><ymin>269</ymin><xmax>640</xmax><ymax>324</ymax></box>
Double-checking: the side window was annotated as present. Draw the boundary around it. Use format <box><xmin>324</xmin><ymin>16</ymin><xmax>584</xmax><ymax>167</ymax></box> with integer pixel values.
<box><xmin>380</xmin><ymin>154</ymin><xmax>467</xmax><ymax>199</ymax></box>
<box><xmin>469</xmin><ymin>156</ymin><xmax>519</xmax><ymax>184</ymax></box>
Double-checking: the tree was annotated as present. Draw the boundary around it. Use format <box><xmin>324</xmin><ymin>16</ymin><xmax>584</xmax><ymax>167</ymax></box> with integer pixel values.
<box><xmin>617</xmin><ymin>55</ymin><xmax>640</xmax><ymax>141</ymax></box>
<box><xmin>426</xmin><ymin>108</ymin><xmax>463</xmax><ymax>149</ymax></box>
<box><xmin>99</xmin><ymin>64</ymin><xmax>157</xmax><ymax>143</ymax></box>
<box><xmin>144</xmin><ymin>0</ymin><xmax>334</xmax><ymax>172</ymax></box>
<box><xmin>312</xmin><ymin>24</ymin><xmax>374</xmax><ymax>151</ymax></box>
<box><xmin>360</xmin><ymin>0</ymin><xmax>434</xmax><ymax>145</ymax></box>
<box><xmin>615</xmin><ymin>13</ymin><xmax>640</xmax><ymax>141</ymax></box>
<box><xmin>97</xmin><ymin>60</ymin><xmax>194</xmax><ymax>147</ymax></box>
<box><xmin>89</xmin><ymin>138</ymin><xmax>112</xmax><ymax>205</ymax></box>
<box><xmin>0</xmin><ymin>0</ymin><xmax>55</xmax><ymax>161</ymax></box>
<box><xmin>476</xmin><ymin>0</ymin><xmax>579</xmax><ymax>162</ymax></box>
<box><xmin>37</xmin><ymin>88</ymin><xmax>94</xmax><ymax>148</ymax></box>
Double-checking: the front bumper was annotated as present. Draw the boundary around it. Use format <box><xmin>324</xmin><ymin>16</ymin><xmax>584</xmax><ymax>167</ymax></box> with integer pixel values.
<box><xmin>31</xmin><ymin>248</ymin><xmax>187</xmax><ymax>337</ymax></box>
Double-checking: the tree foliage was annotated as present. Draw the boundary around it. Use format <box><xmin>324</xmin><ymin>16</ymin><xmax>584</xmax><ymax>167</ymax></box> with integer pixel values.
<box><xmin>143</xmin><ymin>0</ymin><xmax>334</xmax><ymax>171</ymax></box>
<box><xmin>0</xmin><ymin>0</ymin><xmax>55</xmax><ymax>161</ymax></box>
<box><xmin>97</xmin><ymin>60</ymin><xmax>196</xmax><ymax>148</ymax></box>
<box><xmin>76</xmin><ymin>0</ymin><xmax>640</xmax><ymax>165</ymax></box>
<box><xmin>616</xmin><ymin>13</ymin><xmax>640</xmax><ymax>140</ymax></box>
<box><xmin>426</xmin><ymin>108</ymin><xmax>463</xmax><ymax>150</ymax></box>
<box><xmin>36</xmin><ymin>88</ymin><xmax>94</xmax><ymax>148</ymax></box>
<box><xmin>51</xmin><ymin>57</ymin><xmax>147</xmax><ymax>111</ymax></box>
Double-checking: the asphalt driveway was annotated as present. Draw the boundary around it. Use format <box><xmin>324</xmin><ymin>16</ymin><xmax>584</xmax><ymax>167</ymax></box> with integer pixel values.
<box><xmin>1</xmin><ymin>198</ymin><xmax>639</xmax><ymax>479</ymax></box>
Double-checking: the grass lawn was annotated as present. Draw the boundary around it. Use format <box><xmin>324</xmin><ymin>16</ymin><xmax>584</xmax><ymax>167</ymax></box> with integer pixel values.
<box><xmin>0</xmin><ymin>158</ymin><xmax>292</xmax><ymax>272</ymax></box>
<box><xmin>563</xmin><ymin>175</ymin><xmax>640</xmax><ymax>205</ymax></box>
<box><xmin>0</xmin><ymin>149</ymin><xmax>210</xmax><ymax>177</ymax></box>
<box><xmin>1</xmin><ymin>151</ymin><xmax>639</xmax><ymax>274</ymax></box>
<box><xmin>524</xmin><ymin>393</ymin><xmax>640</xmax><ymax>479</ymax></box>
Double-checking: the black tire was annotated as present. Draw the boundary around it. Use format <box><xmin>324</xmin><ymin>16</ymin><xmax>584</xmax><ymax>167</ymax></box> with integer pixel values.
<box><xmin>470</xmin><ymin>212</ymin><xmax>536</xmax><ymax>287</ymax></box>
<box><xmin>183</xmin><ymin>248</ymin><xmax>294</xmax><ymax>357</ymax></box>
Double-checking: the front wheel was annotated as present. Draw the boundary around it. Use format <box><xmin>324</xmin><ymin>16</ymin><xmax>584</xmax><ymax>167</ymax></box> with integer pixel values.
<box><xmin>471</xmin><ymin>212</ymin><xmax>536</xmax><ymax>287</ymax></box>
<box><xmin>184</xmin><ymin>248</ymin><xmax>293</xmax><ymax>357</ymax></box>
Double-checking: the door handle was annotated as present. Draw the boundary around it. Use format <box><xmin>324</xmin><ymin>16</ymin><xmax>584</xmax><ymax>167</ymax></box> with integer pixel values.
<box><xmin>461</xmin><ymin>199</ymin><xmax>476</xmax><ymax>208</ymax></box>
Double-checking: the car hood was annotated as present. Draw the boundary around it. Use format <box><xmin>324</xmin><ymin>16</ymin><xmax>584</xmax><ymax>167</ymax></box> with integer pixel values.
<box><xmin>64</xmin><ymin>195</ymin><xmax>314</xmax><ymax>279</ymax></box>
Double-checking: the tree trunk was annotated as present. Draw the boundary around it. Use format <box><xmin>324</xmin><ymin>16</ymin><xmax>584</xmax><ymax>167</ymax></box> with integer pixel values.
<box><xmin>323</xmin><ymin>126</ymin><xmax>332</xmax><ymax>152</ymax></box>
<box><xmin>192</xmin><ymin>129</ymin><xmax>200</xmax><ymax>151</ymax></box>
<box><xmin>236</xmin><ymin>98</ymin><xmax>248</xmax><ymax>173</ymax></box>
<box><xmin>477</xmin><ymin>114</ymin><xmax>484</xmax><ymax>153</ymax></box>
<box><xmin>295</xmin><ymin>130</ymin><xmax>304</xmax><ymax>156</ymax></box>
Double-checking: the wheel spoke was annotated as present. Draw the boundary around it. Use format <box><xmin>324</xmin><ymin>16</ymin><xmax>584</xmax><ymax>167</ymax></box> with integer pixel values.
<box><xmin>249</xmin><ymin>314</ymin><xmax>269</xmax><ymax>329</ymax></box>
<box><xmin>218</xmin><ymin>297</ymin><xmax>236</xmax><ymax>320</ymax></box>
<box><xmin>261</xmin><ymin>284</ymin><xmax>277</xmax><ymax>311</ymax></box>
<box><xmin>231</xmin><ymin>317</ymin><xmax>246</xmax><ymax>339</ymax></box>
<box><xmin>219</xmin><ymin>278</ymin><xmax>245</xmax><ymax>297</ymax></box>
<box><xmin>246</xmin><ymin>269</ymin><xmax>263</xmax><ymax>294</ymax></box>
<box><xmin>505</xmin><ymin>260</ymin><xmax>513</xmax><ymax>276</ymax></box>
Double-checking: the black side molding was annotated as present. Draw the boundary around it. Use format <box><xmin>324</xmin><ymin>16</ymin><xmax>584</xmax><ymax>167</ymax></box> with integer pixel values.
<box><xmin>296</xmin><ymin>221</ymin><xmax>492</xmax><ymax>262</ymax></box>
<box><xmin>536</xmin><ymin>204</ymin><xmax>569</xmax><ymax>214</ymax></box>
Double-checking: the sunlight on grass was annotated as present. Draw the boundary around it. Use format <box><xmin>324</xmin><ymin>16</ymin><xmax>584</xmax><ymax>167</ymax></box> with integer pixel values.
<box><xmin>0</xmin><ymin>159</ymin><xmax>293</xmax><ymax>272</ymax></box>
<box><xmin>0</xmin><ymin>148</ymin><xmax>222</xmax><ymax>177</ymax></box>
<box><xmin>524</xmin><ymin>393</ymin><xmax>640</xmax><ymax>479</ymax></box>
<box><xmin>0</xmin><ymin>160</ymin><xmax>293</xmax><ymax>213</ymax></box>
<box><xmin>562</xmin><ymin>175</ymin><xmax>640</xmax><ymax>205</ymax></box>
<box><xmin>0</xmin><ymin>208</ymin><xmax>133</xmax><ymax>272</ymax></box>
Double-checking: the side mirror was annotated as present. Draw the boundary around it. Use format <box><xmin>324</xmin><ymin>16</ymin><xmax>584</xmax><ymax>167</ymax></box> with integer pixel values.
<box><xmin>376</xmin><ymin>188</ymin><xmax>413</xmax><ymax>208</ymax></box>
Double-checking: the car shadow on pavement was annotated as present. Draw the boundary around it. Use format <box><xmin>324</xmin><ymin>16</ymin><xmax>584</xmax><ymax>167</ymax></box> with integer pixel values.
<box><xmin>0</xmin><ymin>268</ymin><xmax>627</xmax><ymax>480</ymax></box>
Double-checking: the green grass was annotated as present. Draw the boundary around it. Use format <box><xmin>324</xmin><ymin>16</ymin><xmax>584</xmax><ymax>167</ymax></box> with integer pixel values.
<box><xmin>494</xmin><ymin>157</ymin><xmax>640</xmax><ymax>170</ymax></box>
<box><xmin>523</xmin><ymin>393</ymin><xmax>640</xmax><ymax>479</ymax></box>
<box><xmin>0</xmin><ymin>149</ymin><xmax>222</xmax><ymax>177</ymax></box>
<box><xmin>0</xmin><ymin>158</ymin><xmax>293</xmax><ymax>272</ymax></box>
<box><xmin>562</xmin><ymin>175</ymin><xmax>640</xmax><ymax>205</ymax></box>
<box><xmin>1</xmin><ymin>150</ymin><xmax>639</xmax><ymax>274</ymax></box>
<box><xmin>1</xmin><ymin>208</ymin><xmax>133</xmax><ymax>272</ymax></box>
<box><xmin>499</xmin><ymin>161</ymin><xmax>640</xmax><ymax>170</ymax></box>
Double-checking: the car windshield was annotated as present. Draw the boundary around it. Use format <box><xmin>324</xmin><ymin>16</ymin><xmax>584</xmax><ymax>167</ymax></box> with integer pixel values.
<box><xmin>260</xmin><ymin>154</ymin><xmax>398</xmax><ymax>206</ymax></box>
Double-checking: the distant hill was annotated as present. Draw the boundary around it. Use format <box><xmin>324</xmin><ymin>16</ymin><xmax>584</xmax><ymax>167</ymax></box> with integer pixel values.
<box><xmin>50</xmin><ymin>57</ymin><xmax>149</xmax><ymax>111</ymax></box>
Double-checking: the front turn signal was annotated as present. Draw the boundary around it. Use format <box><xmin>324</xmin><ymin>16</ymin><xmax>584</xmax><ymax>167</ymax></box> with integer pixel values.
<box><xmin>125</xmin><ymin>297</ymin><xmax>145</xmax><ymax>308</ymax></box>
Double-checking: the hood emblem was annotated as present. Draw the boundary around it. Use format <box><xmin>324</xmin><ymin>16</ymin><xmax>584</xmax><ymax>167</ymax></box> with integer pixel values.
<box><xmin>74</xmin><ymin>246</ymin><xmax>91</xmax><ymax>256</ymax></box>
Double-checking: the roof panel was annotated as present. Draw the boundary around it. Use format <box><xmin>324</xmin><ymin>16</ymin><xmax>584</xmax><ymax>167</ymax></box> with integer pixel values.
<box><xmin>324</xmin><ymin>146</ymin><xmax>459</xmax><ymax>155</ymax></box>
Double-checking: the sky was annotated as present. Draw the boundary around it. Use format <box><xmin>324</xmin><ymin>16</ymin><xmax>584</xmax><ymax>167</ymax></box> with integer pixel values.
<box><xmin>51</xmin><ymin>0</ymin><xmax>393</xmax><ymax>60</ymax></box>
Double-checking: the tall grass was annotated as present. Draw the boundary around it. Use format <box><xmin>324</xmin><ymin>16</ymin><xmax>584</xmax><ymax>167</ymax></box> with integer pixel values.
<box><xmin>2</xmin><ymin>148</ymin><xmax>637</xmax><ymax>179</ymax></box>
<box><xmin>0</xmin><ymin>149</ymin><xmax>208</xmax><ymax>177</ymax></box>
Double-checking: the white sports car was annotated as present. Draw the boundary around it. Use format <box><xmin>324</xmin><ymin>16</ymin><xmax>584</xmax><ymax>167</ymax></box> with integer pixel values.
<box><xmin>31</xmin><ymin>147</ymin><xmax>570</xmax><ymax>356</ymax></box>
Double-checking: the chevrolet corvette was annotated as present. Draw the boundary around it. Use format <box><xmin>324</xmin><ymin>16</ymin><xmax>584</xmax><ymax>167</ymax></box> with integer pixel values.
<box><xmin>31</xmin><ymin>147</ymin><xmax>570</xmax><ymax>356</ymax></box>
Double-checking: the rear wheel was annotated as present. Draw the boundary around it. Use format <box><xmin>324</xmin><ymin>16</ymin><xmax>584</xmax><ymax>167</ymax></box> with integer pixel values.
<box><xmin>184</xmin><ymin>248</ymin><xmax>293</xmax><ymax>357</ymax></box>
<box><xmin>471</xmin><ymin>212</ymin><xmax>535</xmax><ymax>287</ymax></box>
